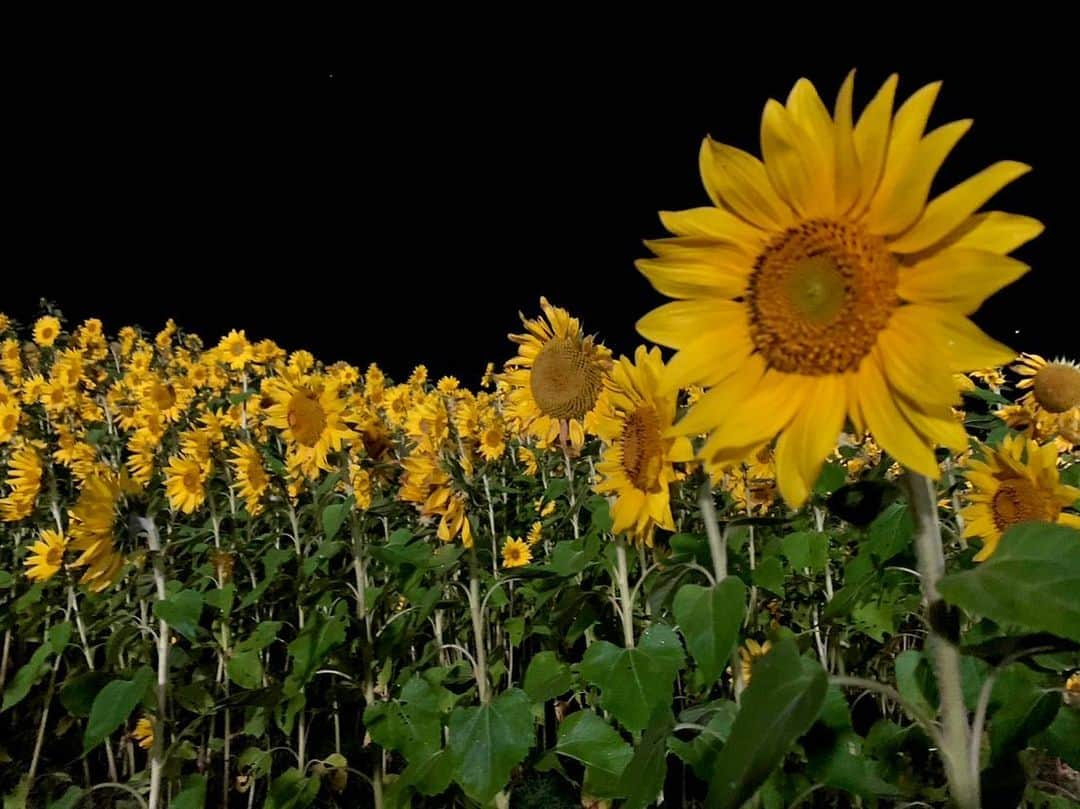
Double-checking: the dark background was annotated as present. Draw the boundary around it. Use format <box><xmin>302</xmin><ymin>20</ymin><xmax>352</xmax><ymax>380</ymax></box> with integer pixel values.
<box><xmin>6</xmin><ymin>39</ymin><xmax>1075</xmax><ymax>383</ymax></box>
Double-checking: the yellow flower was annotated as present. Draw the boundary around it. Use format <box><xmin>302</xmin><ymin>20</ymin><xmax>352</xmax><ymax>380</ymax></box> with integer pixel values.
<box><xmin>265</xmin><ymin>376</ymin><xmax>356</xmax><ymax>477</ymax></box>
<box><xmin>480</xmin><ymin>362</ymin><xmax>496</xmax><ymax>389</ymax></box>
<box><xmin>739</xmin><ymin>639</ymin><xmax>772</xmax><ymax>686</ymax></box>
<box><xmin>594</xmin><ymin>346</ymin><xmax>693</xmax><ymax>545</ymax></box>
<box><xmin>501</xmin><ymin>537</ymin><xmax>532</xmax><ymax>568</ymax></box>
<box><xmin>165</xmin><ymin>456</ymin><xmax>208</xmax><ymax>514</ymax></box>
<box><xmin>132</xmin><ymin>717</ymin><xmax>154</xmax><ymax>750</ymax></box>
<box><xmin>517</xmin><ymin>446</ymin><xmax>539</xmax><ymax>476</ymax></box>
<box><xmin>478</xmin><ymin>419</ymin><xmax>506</xmax><ymax>462</ymax></box>
<box><xmin>67</xmin><ymin>475</ymin><xmax>125</xmax><ymax>592</ymax></box>
<box><xmin>218</xmin><ymin>329</ymin><xmax>254</xmax><ymax>370</ymax></box>
<box><xmin>1011</xmin><ymin>354</ymin><xmax>1080</xmax><ymax>447</ymax></box>
<box><xmin>24</xmin><ymin>529</ymin><xmax>67</xmax><ymax>582</ymax></box>
<box><xmin>436</xmin><ymin>491</ymin><xmax>473</xmax><ymax>547</ymax></box>
<box><xmin>0</xmin><ymin>402</ymin><xmax>20</xmax><ymax>443</ymax></box>
<box><xmin>1</xmin><ymin>444</ymin><xmax>43</xmax><ymax>522</ymax></box>
<box><xmin>33</xmin><ymin>315</ymin><xmax>61</xmax><ymax>347</ymax></box>
<box><xmin>230</xmin><ymin>442</ymin><xmax>268</xmax><ymax>516</ymax></box>
<box><xmin>502</xmin><ymin>297</ymin><xmax>612</xmax><ymax>450</ymax></box>
<box><xmin>961</xmin><ymin>434</ymin><xmax>1080</xmax><ymax>561</ymax></box>
<box><xmin>0</xmin><ymin>313</ymin><xmax>9</xmax><ymax>332</ymax></box>
<box><xmin>351</xmin><ymin>466</ymin><xmax>373</xmax><ymax>510</ymax></box>
<box><xmin>638</xmin><ymin>73</ymin><xmax>1039</xmax><ymax>506</ymax></box>
<box><xmin>527</xmin><ymin>521</ymin><xmax>543</xmax><ymax>546</ymax></box>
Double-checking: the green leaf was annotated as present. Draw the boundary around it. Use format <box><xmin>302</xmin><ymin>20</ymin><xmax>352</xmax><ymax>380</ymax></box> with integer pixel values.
<box><xmin>153</xmin><ymin>589</ymin><xmax>204</xmax><ymax>642</ymax></box>
<box><xmin>83</xmin><ymin>667</ymin><xmax>154</xmax><ymax>753</ymax></box>
<box><xmin>751</xmin><ymin>556</ymin><xmax>785</xmax><ymax>595</ymax></box>
<box><xmin>707</xmin><ymin>640</ymin><xmax>827</xmax><ymax>808</ymax></box>
<box><xmin>807</xmin><ymin>733</ymin><xmax>902</xmax><ymax>798</ymax></box>
<box><xmin>864</xmin><ymin>502</ymin><xmax>914</xmax><ymax>563</ymax></box>
<box><xmin>814</xmin><ymin>462</ymin><xmax>846</xmax><ymax>496</ymax></box>
<box><xmin>989</xmin><ymin>668</ymin><xmax>1060</xmax><ymax>763</ymax></box>
<box><xmin>580</xmin><ymin>624</ymin><xmax>685</xmax><ymax>733</ymax></box>
<box><xmin>3</xmin><ymin>778</ymin><xmax>28</xmax><ymax>809</ymax></box>
<box><xmin>668</xmin><ymin>702</ymin><xmax>737</xmax><ymax>781</ymax></box>
<box><xmin>265</xmin><ymin>768</ymin><xmax>319</xmax><ymax>809</ymax></box>
<box><xmin>895</xmin><ymin>650</ymin><xmax>936</xmax><ymax>719</ymax></box>
<box><xmin>2</xmin><ymin>644</ymin><xmax>53</xmax><ymax>712</ymax></box>
<box><xmin>1032</xmin><ymin>707</ymin><xmax>1080</xmax><ymax>768</ymax></box>
<box><xmin>673</xmin><ymin>578</ymin><xmax>746</xmax><ymax>684</ymax></box>
<box><xmin>505</xmin><ymin>616</ymin><xmax>525</xmax><ymax>647</ymax></box>
<box><xmin>203</xmin><ymin>584</ymin><xmax>235</xmax><ymax>618</ymax></box>
<box><xmin>171</xmin><ymin>775</ymin><xmax>208</xmax><ymax>809</ymax></box>
<box><xmin>284</xmin><ymin>612</ymin><xmax>346</xmax><ymax>696</ymax></box>
<box><xmin>236</xmin><ymin>620</ymin><xmax>282</xmax><ymax>653</ymax></box>
<box><xmin>0</xmin><ymin>571</ymin><xmax>12</xmax><ymax>589</ymax></box>
<box><xmin>554</xmin><ymin>710</ymin><xmax>633</xmax><ymax>798</ymax></box>
<box><xmin>48</xmin><ymin>623</ymin><xmax>72</xmax><ymax>654</ymax></box>
<box><xmin>59</xmin><ymin>671</ymin><xmax>112</xmax><ymax>717</ymax></box>
<box><xmin>46</xmin><ymin>786</ymin><xmax>84</xmax><ymax>809</ymax></box>
<box><xmin>322</xmin><ymin>498</ymin><xmax>352</xmax><ymax>541</ymax></box>
<box><xmin>938</xmin><ymin>522</ymin><xmax>1080</xmax><ymax>642</ymax></box>
<box><xmin>400</xmin><ymin>749</ymin><xmax>454</xmax><ymax>797</ymax></box>
<box><xmin>621</xmin><ymin>709</ymin><xmax>675</xmax><ymax>809</ymax></box>
<box><xmin>228</xmin><ymin>650</ymin><xmax>264</xmax><ymax>690</ymax></box>
<box><xmin>364</xmin><ymin>685</ymin><xmax>441</xmax><ymax>765</ymax></box>
<box><xmin>523</xmin><ymin>651</ymin><xmax>572</xmax><ymax>704</ymax></box>
<box><xmin>448</xmin><ymin>687</ymin><xmax>533</xmax><ymax>804</ymax></box>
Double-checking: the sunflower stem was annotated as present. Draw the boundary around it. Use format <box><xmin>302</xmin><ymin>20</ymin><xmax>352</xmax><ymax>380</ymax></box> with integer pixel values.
<box><xmin>698</xmin><ymin>487</ymin><xmax>727</xmax><ymax>581</ymax></box>
<box><xmin>140</xmin><ymin>515</ymin><xmax>169</xmax><ymax>809</ymax></box>
<box><xmin>468</xmin><ymin>547</ymin><xmax>490</xmax><ymax>703</ymax></box>
<box><xmin>907</xmin><ymin>472</ymin><xmax>979</xmax><ymax>809</ymax></box>
<box><xmin>615</xmin><ymin>538</ymin><xmax>635</xmax><ymax>648</ymax></box>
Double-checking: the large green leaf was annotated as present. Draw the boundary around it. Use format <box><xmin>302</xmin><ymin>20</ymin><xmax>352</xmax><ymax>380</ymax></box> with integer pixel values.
<box><xmin>322</xmin><ymin>498</ymin><xmax>352</xmax><ymax>541</ymax></box>
<box><xmin>780</xmin><ymin>531</ymin><xmax>829</xmax><ymax>573</ymax></box>
<box><xmin>152</xmin><ymin>589</ymin><xmax>204</xmax><ymax>642</ymax></box>
<box><xmin>989</xmin><ymin>665</ymin><xmax>1060</xmax><ymax>763</ymax></box>
<box><xmin>59</xmin><ymin>671</ymin><xmax>112</xmax><ymax>717</ymax></box>
<box><xmin>523</xmin><ymin>651</ymin><xmax>572</xmax><ymax>704</ymax></box>
<box><xmin>554</xmin><ymin>710</ymin><xmax>633</xmax><ymax>798</ymax></box>
<box><xmin>580</xmin><ymin>624</ymin><xmax>685</xmax><ymax>733</ymax></box>
<box><xmin>673</xmin><ymin>578</ymin><xmax>746</xmax><ymax>685</ymax></box>
<box><xmin>83</xmin><ymin>667</ymin><xmax>154</xmax><ymax>753</ymax></box>
<box><xmin>1032</xmin><ymin>707</ymin><xmax>1080</xmax><ymax>769</ymax></box>
<box><xmin>264</xmin><ymin>768</ymin><xmax>319</xmax><ymax>809</ymax></box>
<box><xmin>171</xmin><ymin>774</ymin><xmax>208</xmax><ymax>809</ymax></box>
<box><xmin>364</xmin><ymin>679</ymin><xmax>442</xmax><ymax>764</ymax></box>
<box><xmin>284</xmin><ymin>612</ymin><xmax>346</xmax><ymax>696</ymax></box>
<box><xmin>937</xmin><ymin>523</ymin><xmax>1080</xmax><ymax>642</ymax></box>
<box><xmin>620</xmin><ymin>709</ymin><xmax>675</xmax><ymax>809</ymax></box>
<box><xmin>46</xmin><ymin>786</ymin><xmax>84</xmax><ymax>809</ymax></box>
<box><xmin>668</xmin><ymin>701</ymin><xmax>737</xmax><ymax>781</ymax></box>
<box><xmin>2</xmin><ymin>645</ymin><xmax>52</xmax><ymax>713</ymax></box>
<box><xmin>707</xmin><ymin>640</ymin><xmax>827</xmax><ymax>808</ymax></box>
<box><xmin>448</xmin><ymin>688</ymin><xmax>533</xmax><ymax>804</ymax></box>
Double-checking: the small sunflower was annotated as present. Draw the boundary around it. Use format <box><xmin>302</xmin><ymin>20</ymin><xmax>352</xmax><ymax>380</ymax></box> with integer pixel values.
<box><xmin>230</xmin><ymin>442</ymin><xmax>269</xmax><ymax>516</ymax></box>
<box><xmin>502</xmin><ymin>297</ymin><xmax>612</xmax><ymax>450</ymax></box>
<box><xmin>501</xmin><ymin>537</ymin><xmax>532</xmax><ymax>568</ymax></box>
<box><xmin>961</xmin><ymin>434</ymin><xmax>1080</xmax><ymax>561</ymax></box>
<box><xmin>33</xmin><ymin>315</ymin><xmax>61</xmax><ymax>347</ymax></box>
<box><xmin>527</xmin><ymin>521</ymin><xmax>543</xmax><ymax>546</ymax></box>
<box><xmin>218</xmin><ymin>329</ymin><xmax>254</xmax><ymax>370</ymax></box>
<box><xmin>165</xmin><ymin>456</ymin><xmax>208</xmax><ymax>514</ymax></box>
<box><xmin>638</xmin><ymin>72</ymin><xmax>1040</xmax><ymax>506</ymax></box>
<box><xmin>1011</xmin><ymin>354</ymin><xmax>1080</xmax><ymax>445</ymax></box>
<box><xmin>517</xmin><ymin>446</ymin><xmax>539</xmax><ymax>476</ymax></box>
<box><xmin>24</xmin><ymin>529</ymin><xmax>67</xmax><ymax>582</ymax></box>
<box><xmin>131</xmin><ymin>716</ymin><xmax>154</xmax><ymax>750</ymax></box>
<box><xmin>594</xmin><ymin>346</ymin><xmax>693</xmax><ymax>546</ymax></box>
<box><xmin>478</xmin><ymin>419</ymin><xmax>506</xmax><ymax>462</ymax></box>
<box><xmin>739</xmin><ymin>639</ymin><xmax>773</xmax><ymax>686</ymax></box>
<box><xmin>0</xmin><ymin>402</ymin><xmax>20</xmax><ymax>443</ymax></box>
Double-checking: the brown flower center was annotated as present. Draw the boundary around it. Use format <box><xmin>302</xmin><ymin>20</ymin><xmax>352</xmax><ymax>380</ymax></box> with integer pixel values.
<box><xmin>287</xmin><ymin>390</ymin><xmax>327</xmax><ymax>446</ymax></box>
<box><xmin>990</xmin><ymin>477</ymin><xmax>1055</xmax><ymax>532</ymax></box>
<box><xmin>748</xmin><ymin>219</ymin><xmax>899</xmax><ymax>374</ymax></box>
<box><xmin>1033</xmin><ymin>363</ymin><xmax>1080</xmax><ymax>414</ymax></box>
<box><xmin>620</xmin><ymin>406</ymin><xmax>664</xmax><ymax>492</ymax></box>
<box><xmin>182</xmin><ymin>469</ymin><xmax>201</xmax><ymax>492</ymax></box>
<box><xmin>45</xmin><ymin>545</ymin><xmax>64</xmax><ymax>567</ymax></box>
<box><xmin>529</xmin><ymin>337</ymin><xmax>605</xmax><ymax>420</ymax></box>
<box><xmin>150</xmin><ymin>383</ymin><xmax>177</xmax><ymax>411</ymax></box>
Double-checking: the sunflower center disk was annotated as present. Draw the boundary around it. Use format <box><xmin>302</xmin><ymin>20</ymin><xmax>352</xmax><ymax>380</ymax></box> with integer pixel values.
<box><xmin>151</xmin><ymin>383</ymin><xmax>177</xmax><ymax>410</ymax></box>
<box><xmin>748</xmin><ymin>219</ymin><xmax>899</xmax><ymax>375</ymax></box>
<box><xmin>1033</xmin><ymin>364</ymin><xmax>1080</xmax><ymax>413</ymax></box>
<box><xmin>620</xmin><ymin>406</ymin><xmax>664</xmax><ymax>492</ymax></box>
<box><xmin>287</xmin><ymin>392</ymin><xmax>327</xmax><ymax>446</ymax></box>
<box><xmin>45</xmin><ymin>546</ymin><xmax>63</xmax><ymax>566</ymax></box>
<box><xmin>529</xmin><ymin>337</ymin><xmax>604</xmax><ymax>420</ymax></box>
<box><xmin>990</xmin><ymin>477</ymin><xmax>1054</xmax><ymax>532</ymax></box>
<box><xmin>183</xmin><ymin>469</ymin><xmax>201</xmax><ymax>492</ymax></box>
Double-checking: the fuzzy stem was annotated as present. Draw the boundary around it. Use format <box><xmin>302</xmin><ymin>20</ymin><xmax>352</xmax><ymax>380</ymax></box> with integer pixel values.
<box><xmin>908</xmin><ymin>473</ymin><xmax>979</xmax><ymax>809</ymax></box>
<box><xmin>468</xmin><ymin>548</ymin><xmax>490</xmax><ymax>703</ymax></box>
<box><xmin>614</xmin><ymin>538</ymin><xmax>635</xmax><ymax>648</ymax></box>
<box><xmin>141</xmin><ymin>516</ymin><xmax>169</xmax><ymax>809</ymax></box>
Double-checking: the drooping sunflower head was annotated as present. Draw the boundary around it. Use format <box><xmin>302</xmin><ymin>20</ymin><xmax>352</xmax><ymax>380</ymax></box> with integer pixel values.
<box><xmin>961</xmin><ymin>434</ymin><xmax>1080</xmax><ymax>560</ymax></box>
<box><xmin>502</xmin><ymin>297</ymin><xmax>612</xmax><ymax>449</ymax></box>
<box><xmin>637</xmin><ymin>72</ymin><xmax>1041</xmax><ymax>507</ymax></box>
<box><xmin>1013</xmin><ymin>354</ymin><xmax>1080</xmax><ymax>415</ymax></box>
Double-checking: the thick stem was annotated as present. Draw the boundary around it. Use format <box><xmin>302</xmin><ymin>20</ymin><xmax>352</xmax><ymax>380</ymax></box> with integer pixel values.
<box><xmin>68</xmin><ymin>587</ymin><xmax>118</xmax><ymax>781</ymax></box>
<box><xmin>698</xmin><ymin>488</ymin><xmax>727</xmax><ymax>581</ymax></box>
<box><xmin>468</xmin><ymin>549</ymin><xmax>490</xmax><ymax>703</ymax></box>
<box><xmin>908</xmin><ymin>473</ymin><xmax>979</xmax><ymax>809</ymax></box>
<box><xmin>141</xmin><ymin>516</ymin><xmax>169</xmax><ymax>809</ymax></box>
<box><xmin>0</xmin><ymin>629</ymin><xmax>11</xmax><ymax>695</ymax></box>
<box><xmin>614</xmin><ymin>539</ymin><xmax>635</xmax><ymax>649</ymax></box>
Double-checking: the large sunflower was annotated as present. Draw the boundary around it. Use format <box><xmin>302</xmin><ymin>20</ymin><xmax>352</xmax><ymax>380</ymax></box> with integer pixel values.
<box><xmin>636</xmin><ymin>73</ymin><xmax>1040</xmax><ymax>506</ymax></box>
<box><xmin>503</xmin><ymin>297</ymin><xmax>612</xmax><ymax>450</ymax></box>
<box><xmin>265</xmin><ymin>375</ymin><xmax>356</xmax><ymax>476</ymax></box>
<box><xmin>961</xmin><ymin>434</ymin><xmax>1080</xmax><ymax>561</ymax></box>
<box><xmin>593</xmin><ymin>346</ymin><xmax>693</xmax><ymax>545</ymax></box>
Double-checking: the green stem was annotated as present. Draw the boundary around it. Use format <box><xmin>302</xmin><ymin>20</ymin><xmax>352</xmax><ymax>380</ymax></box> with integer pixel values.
<box><xmin>468</xmin><ymin>547</ymin><xmax>490</xmax><ymax>703</ymax></box>
<box><xmin>615</xmin><ymin>538</ymin><xmax>635</xmax><ymax>648</ymax></box>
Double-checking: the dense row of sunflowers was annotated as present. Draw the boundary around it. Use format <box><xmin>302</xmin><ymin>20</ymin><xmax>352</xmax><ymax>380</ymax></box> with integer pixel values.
<box><xmin>2</xmin><ymin>72</ymin><xmax>1080</xmax><ymax>809</ymax></box>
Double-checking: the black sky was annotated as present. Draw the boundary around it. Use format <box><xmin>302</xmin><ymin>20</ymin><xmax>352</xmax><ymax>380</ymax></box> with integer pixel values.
<box><xmin>6</xmin><ymin>37</ymin><xmax>1076</xmax><ymax>382</ymax></box>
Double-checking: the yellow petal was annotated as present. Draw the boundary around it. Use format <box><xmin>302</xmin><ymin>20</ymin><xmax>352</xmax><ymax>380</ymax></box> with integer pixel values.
<box><xmin>775</xmin><ymin>374</ymin><xmax>847</xmax><ymax>506</ymax></box>
<box><xmin>898</xmin><ymin>248</ymin><xmax>1029</xmax><ymax>315</ymax></box>
<box><xmin>898</xmin><ymin>397</ymin><xmax>968</xmax><ymax>453</ymax></box>
<box><xmin>760</xmin><ymin>100</ymin><xmax>817</xmax><ymax>216</ymax></box>
<box><xmin>833</xmin><ymin>70</ymin><xmax>861</xmax><ymax>213</ymax></box>
<box><xmin>659</xmin><ymin>322</ymin><xmax>753</xmax><ymax>394</ymax></box>
<box><xmin>785</xmin><ymin>78</ymin><xmax>835</xmax><ymax>211</ymax></box>
<box><xmin>911</xmin><ymin>306</ymin><xmax>1015</xmax><ymax>371</ymax></box>
<box><xmin>699</xmin><ymin>370</ymin><xmax>809</xmax><ymax>462</ymax></box>
<box><xmin>635</xmin><ymin>254</ymin><xmax>749</xmax><ymax>301</ymax></box>
<box><xmin>699</xmin><ymin>138</ymin><xmax>793</xmax><ymax>231</ymax></box>
<box><xmin>636</xmin><ymin>299</ymin><xmax>745</xmax><ymax>349</ymax></box>
<box><xmin>877</xmin><ymin>307</ymin><xmax>962</xmax><ymax>407</ymax></box>
<box><xmin>886</xmin><ymin>161</ymin><xmax>1032</xmax><ymax>254</ymax></box>
<box><xmin>658</xmin><ymin>208</ymin><xmax>766</xmax><ymax>253</ymax></box>
<box><xmin>857</xmin><ymin>352</ymin><xmax>938</xmax><ymax>477</ymax></box>
<box><xmin>851</xmin><ymin>73</ymin><xmax>899</xmax><ymax>215</ymax></box>
<box><xmin>916</xmin><ymin>211</ymin><xmax>1044</xmax><ymax>256</ymax></box>
<box><xmin>667</xmin><ymin>354</ymin><xmax>765</xmax><ymax>436</ymax></box>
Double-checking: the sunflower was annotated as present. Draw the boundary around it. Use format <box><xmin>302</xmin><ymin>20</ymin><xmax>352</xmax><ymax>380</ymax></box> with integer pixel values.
<box><xmin>501</xmin><ymin>537</ymin><xmax>532</xmax><ymax>568</ymax></box>
<box><xmin>230</xmin><ymin>442</ymin><xmax>268</xmax><ymax>516</ymax></box>
<box><xmin>218</xmin><ymin>329</ymin><xmax>254</xmax><ymax>370</ymax></box>
<box><xmin>33</xmin><ymin>315</ymin><xmax>61</xmax><ymax>347</ymax></box>
<box><xmin>961</xmin><ymin>434</ymin><xmax>1080</xmax><ymax>561</ymax></box>
<box><xmin>0</xmin><ymin>443</ymin><xmax>43</xmax><ymax>522</ymax></box>
<box><xmin>67</xmin><ymin>475</ymin><xmax>125</xmax><ymax>592</ymax></box>
<box><xmin>478</xmin><ymin>419</ymin><xmax>506</xmax><ymax>462</ymax></box>
<box><xmin>265</xmin><ymin>376</ymin><xmax>356</xmax><ymax>476</ymax></box>
<box><xmin>139</xmin><ymin>376</ymin><xmax>194</xmax><ymax>423</ymax></box>
<box><xmin>24</xmin><ymin>529</ymin><xmax>67</xmax><ymax>582</ymax></box>
<box><xmin>517</xmin><ymin>446</ymin><xmax>539</xmax><ymax>476</ymax></box>
<box><xmin>594</xmin><ymin>346</ymin><xmax>693</xmax><ymax>546</ymax></box>
<box><xmin>526</xmin><ymin>521</ymin><xmax>543</xmax><ymax>546</ymax></box>
<box><xmin>131</xmin><ymin>717</ymin><xmax>154</xmax><ymax>750</ymax></box>
<box><xmin>0</xmin><ymin>402</ymin><xmax>20</xmax><ymax>443</ymax></box>
<box><xmin>637</xmin><ymin>73</ymin><xmax>1039</xmax><ymax>507</ymax></box>
<box><xmin>1011</xmin><ymin>354</ymin><xmax>1080</xmax><ymax>445</ymax></box>
<box><xmin>502</xmin><ymin>297</ymin><xmax>612</xmax><ymax>450</ymax></box>
<box><xmin>165</xmin><ymin>456</ymin><xmax>208</xmax><ymax>514</ymax></box>
<box><xmin>739</xmin><ymin>639</ymin><xmax>773</xmax><ymax>686</ymax></box>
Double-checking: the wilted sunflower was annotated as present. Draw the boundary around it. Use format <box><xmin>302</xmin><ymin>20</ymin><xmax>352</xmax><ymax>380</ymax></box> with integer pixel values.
<box><xmin>24</xmin><ymin>529</ymin><xmax>67</xmax><ymax>582</ymax></box>
<box><xmin>961</xmin><ymin>434</ymin><xmax>1080</xmax><ymax>560</ymax></box>
<box><xmin>637</xmin><ymin>72</ymin><xmax>1040</xmax><ymax>506</ymax></box>
<box><xmin>502</xmin><ymin>297</ymin><xmax>612</xmax><ymax>450</ymax></box>
<box><xmin>594</xmin><ymin>346</ymin><xmax>693</xmax><ymax>545</ymax></box>
<box><xmin>1011</xmin><ymin>354</ymin><xmax>1080</xmax><ymax>445</ymax></box>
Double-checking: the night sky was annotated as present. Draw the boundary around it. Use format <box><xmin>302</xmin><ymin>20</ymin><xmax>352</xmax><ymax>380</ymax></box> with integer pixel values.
<box><xmin>7</xmin><ymin>41</ymin><xmax>1075</xmax><ymax>383</ymax></box>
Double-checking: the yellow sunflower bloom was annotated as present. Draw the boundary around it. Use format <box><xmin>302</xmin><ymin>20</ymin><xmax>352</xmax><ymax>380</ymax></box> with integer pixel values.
<box><xmin>502</xmin><ymin>297</ymin><xmax>612</xmax><ymax>450</ymax></box>
<box><xmin>637</xmin><ymin>73</ymin><xmax>1040</xmax><ymax>506</ymax></box>
<box><xmin>594</xmin><ymin>346</ymin><xmax>693</xmax><ymax>546</ymax></box>
<box><xmin>230</xmin><ymin>442</ymin><xmax>269</xmax><ymax>516</ymax></box>
<box><xmin>165</xmin><ymin>456</ymin><xmax>208</xmax><ymax>514</ymax></box>
<box><xmin>264</xmin><ymin>376</ymin><xmax>356</xmax><ymax>477</ymax></box>
<box><xmin>67</xmin><ymin>475</ymin><xmax>125</xmax><ymax>592</ymax></box>
<box><xmin>961</xmin><ymin>434</ymin><xmax>1080</xmax><ymax>561</ymax></box>
<box><xmin>478</xmin><ymin>419</ymin><xmax>506</xmax><ymax>462</ymax></box>
<box><xmin>517</xmin><ymin>446</ymin><xmax>539</xmax><ymax>476</ymax></box>
<box><xmin>218</xmin><ymin>329</ymin><xmax>254</xmax><ymax>370</ymax></box>
<box><xmin>33</xmin><ymin>315</ymin><xmax>61</xmax><ymax>347</ymax></box>
<box><xmin>0</xmin><ymin>402</ymin><xmax>20</xmax><ymax>443</ymax></box>
<box><xmin>526</xmin><ymin>521</ymin><xmax>543</xmax><ymax>546</ymax></box>
<box><xmin>739</xmin><ymin>639</ymin><xmax>772</xmax><ymax>686</ymax></box>
<box><xmin>1011</xmin><ymin>354</ymin><xmax>1080</xmax><ymax>446</ymax></box>
<box><xmin>24</xmin><ymin>529</ymin><xmax>67</xmax><ymax>582</ymax></box>
<box><xmin>501</xmin><ymin>537</ymin><xmax>532</xmax><ymax>568</ymax></box>
<box><xmin>131</xmin><ymin>717</ymin><xmax>154</xmax><ymax>750</ymax></box>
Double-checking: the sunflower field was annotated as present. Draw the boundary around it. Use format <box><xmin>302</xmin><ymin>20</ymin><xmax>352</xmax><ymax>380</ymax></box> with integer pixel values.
<box><xmin>3</xmin><ymin>73</ymin><xmax>1080</xmax><ymax>809</ymax></box>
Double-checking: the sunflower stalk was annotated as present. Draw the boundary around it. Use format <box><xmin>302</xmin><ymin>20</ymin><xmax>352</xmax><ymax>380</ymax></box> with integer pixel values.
<box><xmin>139</xmin><ymin>515</ymin><xmax>169</xmax><ymax>809</ymax></box>
<box><xmin>907</xmin><ymin>472</ymin><xmax>979</xmax><ymax>809</ymax></box>
<box><xmin>467</xmin><ymin>546</ymin><xmax>490</xmax><ymax>703</ymax></box>
<box><xmin>614</xmin><ymin>537</ymin><xmax>635</xmax><ymax>648</ymax></box>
